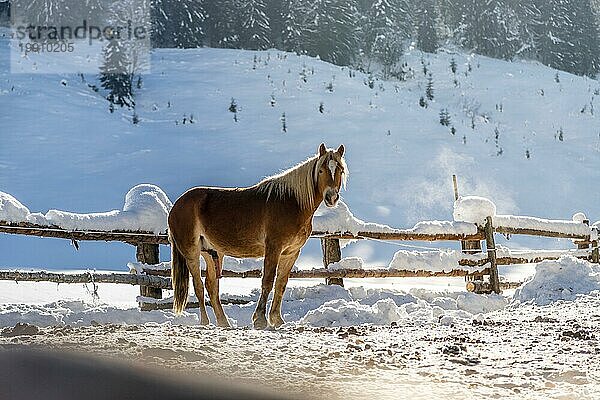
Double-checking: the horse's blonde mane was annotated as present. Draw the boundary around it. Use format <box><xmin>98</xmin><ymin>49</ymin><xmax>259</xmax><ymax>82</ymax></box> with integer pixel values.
<box><xmin>257</xmin><ymin>151</ymin><xmax>347</xmax><ymax>210</ymax></box>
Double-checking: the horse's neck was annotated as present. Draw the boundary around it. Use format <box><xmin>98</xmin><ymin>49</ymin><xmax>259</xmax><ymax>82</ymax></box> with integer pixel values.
<box><xmin>304</xmin><ymin>189</ymin><xmax>324</xmax><ymax>222</ymax></box>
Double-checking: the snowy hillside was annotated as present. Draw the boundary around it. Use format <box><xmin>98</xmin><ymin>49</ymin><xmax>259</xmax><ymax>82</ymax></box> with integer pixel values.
<box><xmin>1</xmin><ymin>31</ymin><xmax>599</xmax><ymax>269</ymax></box>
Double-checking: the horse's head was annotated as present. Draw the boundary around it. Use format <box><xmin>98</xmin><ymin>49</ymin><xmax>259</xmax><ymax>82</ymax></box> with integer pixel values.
<box><xmin>315</xmin><ymin>143</ymin><xmax>347</xmax><ymax>208</ymax></box>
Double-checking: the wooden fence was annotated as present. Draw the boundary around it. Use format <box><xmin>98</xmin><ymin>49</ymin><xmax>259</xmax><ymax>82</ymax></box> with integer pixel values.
<box><xmin>1</xmin><ymin>209</ymin><xmax>598</xmax><ymax>311</ymax></box>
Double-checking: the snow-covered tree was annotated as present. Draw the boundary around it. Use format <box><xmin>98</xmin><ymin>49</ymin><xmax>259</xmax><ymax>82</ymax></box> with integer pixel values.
<box><xmin>415</xmin><ymin>0</ymin><xmax>439</xmax><ymax>53</ymax></box>
<box><xmin>99</xmin><ymin>39</ymin><xmax>134</xmax><ymax>108</ymax></box>
<box><xmin>109</xmin><ymin>0</ymin><xmax>152</xmax><ymax>77</ymax></box>
<box><xmin>201</xmin><ymin>0</ymin><xmax>239</xmax><ymax>48</ymax></box>
<box><xmin>360</xmin><ymin>0</ymin><xmax>409</xmax><ymax>76</ymax></box>
<box><xmin>238</xmin><ymin>0</ymin><xmax>272</xmax><ymax>50</ymax></box>
<box><xmin>438</xmin><ymin>0</ymin><xmax>520</xmax><ymax>59</ymax></box>
<box><xmin>524</xmin><ymin>0</ymin><xmax>600</xmax><ymax>76</ymax></box>
<box><xmin>265</xmin><ymin>0</ymin><xmax>287</xmax><ymax>47</ymax></box>
<box><xmin>151</xmin><ymin>0</ymin><xmax>205</xmax><ymax>48</ymax></box>
<box><xmin>284</xmin><ymin>0</ymin><xmax>359</xmax><ymax>66</ymax></box>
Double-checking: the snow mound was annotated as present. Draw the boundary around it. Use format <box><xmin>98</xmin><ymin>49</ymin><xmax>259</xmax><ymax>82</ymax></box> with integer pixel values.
<box><xmin>0</xmin><ymin>192</ymin><xmax>31</xmax><ymax>224</ymax></box>
<box><xmin>388</xmin><ymin>249</ymin><xmax>484</xmax><ymax>273</ymax></box>
<box><xmin>453</xmin><ymin>196</ymin><xmax>496</xmax><ymax>225</ymax></box>
<box><xmin>410</xmin><ymin>288</ymin><xmax>508</xmax><ymax>314</ymax></box>
<box><xmin>1</xmin><ymin>185</ymin><xmax>172</xmax><ymax>233</ymax></box>
<box><xmin>0</xmin><ymin>300</ymin><xmax>199</xmax><ymax>327</ymax></box>
<box><xmin>349</xmin><ymin>286</ymin><xmax>417</xmax><ymax>306</ymax></box>
<box><xmin>46</xmin><ymin>184</ymin><xmax>172</xmax><ymax>233</ymax></box>
<box><xmin>289</xmin><ymin>284</ymin><xmax>506</xmax><ymax>327</ymax></box>
<box><xmin>572</xmin><ymin>212</ymin><xmax>587</xmax><ymax>223</ymax></box>
<box><xmin>513</xmin><ymin>256</ymin><xmax>600</xmax><ymax>306</ymax></box>
<box><xmin>327</xmin><ymin>257</ymin><xmax>363</xmax><ymax>271</ymax></box>
<box><xmin>312</xmin><ymin>201</ymin><xmax>397</xmax><ymax>234</ymax></box>
<box><xmin>300</xmin><ymin>298</ymin><xmax>406</xmax><ymax>327</ymax></box>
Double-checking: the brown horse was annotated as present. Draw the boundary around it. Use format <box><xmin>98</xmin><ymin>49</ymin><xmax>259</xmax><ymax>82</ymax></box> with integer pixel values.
<box><xmin>168</xmin><ymin>143</ymin><xmax>348</xmax><ymax>329</ymax></box>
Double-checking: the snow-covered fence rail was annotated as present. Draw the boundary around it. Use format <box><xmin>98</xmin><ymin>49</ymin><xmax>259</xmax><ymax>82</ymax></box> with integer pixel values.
<box><xmin>0</xmin><ymin>222</ymin><xmax>486</xmax><ymax>244</ymax></box>
<box><xmin>0</xmin><ymin>221</ymin><xmax>168</xmax><ymax>245</ymax></box>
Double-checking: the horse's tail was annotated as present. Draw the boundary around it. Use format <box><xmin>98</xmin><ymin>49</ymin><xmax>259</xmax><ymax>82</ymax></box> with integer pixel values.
<box><xmin>170</xmin><ymin>234</ymin><xmax>189</xmax><ymax>314</ymax></box>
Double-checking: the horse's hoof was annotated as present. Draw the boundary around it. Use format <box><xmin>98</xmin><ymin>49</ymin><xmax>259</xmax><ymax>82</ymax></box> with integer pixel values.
<box><xmin>200</xmin><ymin>317</ymin><xmax>210</xmax><ymax>326</ymax></box>
<box><xmin>268</xmin><ymin>316</ymin><xmax>285</xmax><ymax>328</ymax></box>
<box><xmin>253</xmin><ymin>317</ymin><xmax>268</xmax><ymax>330</ymax></box>
<box><xmin>217</xmin><ymin>320</ymin><xmax>231</xmax><ymax>328</ymax></box>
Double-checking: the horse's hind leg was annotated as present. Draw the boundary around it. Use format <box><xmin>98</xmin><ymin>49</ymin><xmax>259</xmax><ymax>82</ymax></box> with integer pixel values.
<box><xmin>203</xmin><ymin>252</ymin><xmax>230</xmax><ymax>328</ymax></box>
<box><xmin>269</xmin><ymin>250</ymin><xmax>300</xmax><ymax>328</ymax></box>
<box><xmin>186</xmin><ymin>252</ymin><xmax>210</xmax><ymax>325</ymax></box>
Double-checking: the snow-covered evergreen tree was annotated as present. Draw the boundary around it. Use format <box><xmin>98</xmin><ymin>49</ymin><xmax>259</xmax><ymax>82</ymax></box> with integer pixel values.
<box><xmin>443</xmin><ymin>0</ymin><xmax>519</xmax><ymax>59</ymax></box>
<box><xmin>238</xmin><ymin>0</ymin><xmax>272</xmax><ymax>50</ymax></box>
<box><xmin>265</xmin><ymin>0</ymin><xmax>287</xmax><ymax>48</ymax></box>
<box><xmin>151</xmin><ymin>0</ymin><xmax>205</xmax><ymax>48</ymax></box>
<box><xmin>99</xmin><ymin>40</ymin><xmax>134</xmax><ymax>108</ymax></box>
<box><xmin>524</xmin><ymin>0</ymin><xmax>600</xmax><ymax>76</ymax></box>
<box><xmin>360</xmin><ymin>0</ymin><xmax>409</xmax><ymax>76</ymax></box>
<box><xmin>415</xmin><ymin>0</ymin><xmax>439</xmax><ymax>53</ymax></box>
<box><xmin>202</xmin><ymin>0</ymin><xmax>240</xmax><ymax>48</ymax></box>
<box><xmin>284</xmin><ymin>0</ymin><xmax>358</xmax><ymax>66</ymax></box>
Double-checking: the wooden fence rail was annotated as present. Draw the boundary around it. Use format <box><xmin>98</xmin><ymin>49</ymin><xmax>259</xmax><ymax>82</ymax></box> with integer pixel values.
<box><xmin>0</xmin><ymin>270</ymin><xmax>171</xmax><ymax>289</ymax></box>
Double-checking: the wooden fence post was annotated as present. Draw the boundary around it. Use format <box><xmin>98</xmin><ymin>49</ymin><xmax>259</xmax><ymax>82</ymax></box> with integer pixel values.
<box><xmin>136</xmin><ymin>243</ymin><xmax>162</xmax><ymax>299</ymax></box>
<box><xmin>484</xmin><ymin>216</ymin><xmax>501</xmax><ymax>294</ymax></box>
<box><xmin>577</xmin><ymin>219</ymin><xmax>590</xmax><ymax>250</ymax></box>
<box><xmin>454</xmin><ymin>174</ymin><xmax>484</xmax><ymax>285</ymax></box>
<box><xmin>321</xmin><ymin>238</ymin><xmax>343</xmax><ymax>287</ymax></box>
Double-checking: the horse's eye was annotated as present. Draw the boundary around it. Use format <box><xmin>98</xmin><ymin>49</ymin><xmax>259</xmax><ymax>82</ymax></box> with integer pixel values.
<box><xmin>319</xmin><ymin>170</ymin><xmax>323</xmax><ymax>174</ymax></box>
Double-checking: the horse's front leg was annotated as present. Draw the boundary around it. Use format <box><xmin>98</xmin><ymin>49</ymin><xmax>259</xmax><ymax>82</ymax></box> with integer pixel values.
<box><xmin>269</xmin><ymin>250</ymin><xmax>300</xmax><ymax>328</ymax></box>
<box><xmin>252</xmin><ymin>244</ymin><xmax>280</xmax><ymax>329</ymax></box>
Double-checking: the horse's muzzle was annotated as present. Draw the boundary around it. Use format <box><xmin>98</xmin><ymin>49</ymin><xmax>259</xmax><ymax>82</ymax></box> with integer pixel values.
<box><xmin>324</xmin><ymin>189</ymin><xmax>339</xmax><ymax>207</ymax></box>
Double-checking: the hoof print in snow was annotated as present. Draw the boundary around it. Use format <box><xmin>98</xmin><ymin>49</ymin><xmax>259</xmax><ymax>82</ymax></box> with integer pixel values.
<box><xmin>532</xmin><ymin>316</ymin><xmax>559</xmax><ymax>323</ymax></box>
<box><xmin>441</xmin><ymin>344</ymin><xmax>465</xmax><ymax>356</ymax></box>
<box><xmin>449</xmin><ymin>357</ymin><xmax>481</xmax><ymax>366</ymax></box>
<box><xmin>560</xmin><ymin>330</ymin><xmax>595</xmax><ymax>341</ymax></box>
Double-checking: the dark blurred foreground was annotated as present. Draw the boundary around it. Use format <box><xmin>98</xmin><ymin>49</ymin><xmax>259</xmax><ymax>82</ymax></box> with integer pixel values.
<box><xmin>0</xmin><ymin>347</ymin><xmax>289</xmax><ymax>400</ymax></box>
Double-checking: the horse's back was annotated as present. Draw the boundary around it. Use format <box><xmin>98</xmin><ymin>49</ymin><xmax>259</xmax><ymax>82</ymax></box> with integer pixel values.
<box><xmin>169</xmin><ymin>186</ymin><xmax>269</xmax><ymax>257</ymax></box>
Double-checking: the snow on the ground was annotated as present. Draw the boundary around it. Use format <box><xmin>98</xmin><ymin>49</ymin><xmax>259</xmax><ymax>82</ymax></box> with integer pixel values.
<box><xmin>512</xmin><ymin>256</ymin><xmax>600</xmax><ymax>305</ymax></box>
<box><xmin>0</xmin><ymin>300</ymin><xmax>199</xmax><ymax>327</ymax></box>
<box><xmin>4</xmin><ymin>288</ymin><xmax>600</xmax><ymax>400</ymax></box>
<box><xmin>3</xmin><ymin>256</ymin><xmax>597</xmax><ymax>329</ymax></box>
<box><xmin>2</xmin><ymin>259</ymin><xmax>600</xmax><ymax>398</ymax></box>
<box><xmin>0</xmin><ymin>184</ymin><xmax>172</xmax><ymax>233</ymax></box>
<box><xmin>0</xmin><ymin>282</ymin><xmax>506</xmax><ymax>329</ymax></box>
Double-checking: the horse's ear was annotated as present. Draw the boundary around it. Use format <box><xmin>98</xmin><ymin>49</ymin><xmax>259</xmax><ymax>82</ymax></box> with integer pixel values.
<box><xmin>318</xmin><ymin>143</ymin><xmax>327</xmax><ymax>157</ymax></box>
<box><xmin>336</xmin><ymin>144</ymin><xmax>345</xmax><ymax>157</ymax></box>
